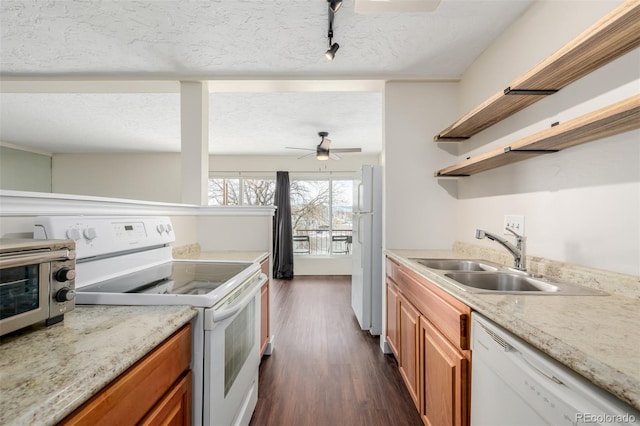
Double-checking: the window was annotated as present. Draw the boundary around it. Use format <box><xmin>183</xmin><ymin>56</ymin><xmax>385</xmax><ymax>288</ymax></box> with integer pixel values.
<box><xmin>208</xmin><ymin>174</ymin><xmax>354</xmax><ymax>255</ymax></box>
<box><xmin>291</xmin><ymin>178</ymin><xmax>353</xmax><ymax>255</ymax></box>
<box><xmin>208</xmin><ymin>177</ymin><xmax>274</xmax><ymax>206</ymax></box>
<box><xmin>243</xmin><ymin>178</ymin><xmax>275</xmax><ymax>206</ymax></box>
<box><xmin>208</xmin><ymin>178</ymin><xmax>240</xmax><ymax>206</ymax></box>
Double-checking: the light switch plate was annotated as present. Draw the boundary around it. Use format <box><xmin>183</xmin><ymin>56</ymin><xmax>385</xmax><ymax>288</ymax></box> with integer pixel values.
<box><xmin>504</xmin><ymin>215</ymin><xmax>525</xmax><ymax>236</ymax></box>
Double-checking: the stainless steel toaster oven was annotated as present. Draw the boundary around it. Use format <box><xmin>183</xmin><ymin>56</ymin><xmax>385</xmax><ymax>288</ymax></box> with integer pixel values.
<box><xmin>0</xmin><ymin>239</ymin><xmax>76</xmax><ymax>337</ymax></box>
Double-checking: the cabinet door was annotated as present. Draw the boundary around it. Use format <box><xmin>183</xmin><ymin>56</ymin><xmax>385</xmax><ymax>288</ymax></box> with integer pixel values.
<box><xmin>140</xmin><ymin>371</ymin><xmax>192</xmax><ymax>426</ymax></box>
<box><xmin>386</xmin><ymin>280</ymin><xmax>399</xmax><ymax>358</ymax></box>
<box><xmin>260</xmin><ymin>282</ymin><xmax>270</xmax><ymax>356</ymax></box>
<box><xmin>420</xmin><ymin>317</ymin><xmax>469</xmax><ymax>426</ymax></box>
<box><xmin>399</xmin><ymin>293</ymin><xmax>420</xmax><ymax>410</ymax></box>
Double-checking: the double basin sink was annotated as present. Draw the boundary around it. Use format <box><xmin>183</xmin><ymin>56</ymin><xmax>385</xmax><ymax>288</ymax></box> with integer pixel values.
<box><xmin>409</xmin><ymin>258</ymin><xmax>607</xmax><ymax>295</ymax></box>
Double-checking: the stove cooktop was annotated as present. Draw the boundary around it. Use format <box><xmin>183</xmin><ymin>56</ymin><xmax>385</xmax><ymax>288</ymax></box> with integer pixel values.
<box><xmin>76</xmin><ymin>260</ymin><xmax>259</xmax><ymax>308</ymax></box>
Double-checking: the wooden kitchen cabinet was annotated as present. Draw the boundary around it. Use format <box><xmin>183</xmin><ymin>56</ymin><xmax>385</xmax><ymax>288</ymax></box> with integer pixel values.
<box><xmin>260</xmin><ymin>258</ymin><xmax>271</xmax><ymax>357</ymax></box>
<box><xmin>420</xmin><ymin>316</ymin><xmax>469</xmax><ymax>426</ymax></box>
<box><xmin>385</xmin><ymin>256</ymin><xmax>471</xmax><ymax>426</ymax></box>
<box><xmin>59</xmin><ymin>323</ymin><xmax>192</xmax><ymax>426</ymax></box>
<box><xmin>385</xmin><ymin>278</ymin><xmax>399</xmax><ymax>358</ymax></box>
<box><xmin>140</xmin><ymin>371</ymin><xmax>192</xmax><ymax>426</ymax></box>
<box><xmin>399</xmin><ymin>292</ymin><xmax>421</xmax><ymax>411</ymax></box>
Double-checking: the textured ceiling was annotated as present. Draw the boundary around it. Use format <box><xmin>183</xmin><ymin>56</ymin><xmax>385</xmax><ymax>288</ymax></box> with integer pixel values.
<box><xmin>0</xmin><ymin>0</ymin><xmax>533</xmax><ymax>155</ymax></box>
<box><xmin>0</xmin><ymin>92</ymin><xmax>382</xmax><ymax>154</ymax></box>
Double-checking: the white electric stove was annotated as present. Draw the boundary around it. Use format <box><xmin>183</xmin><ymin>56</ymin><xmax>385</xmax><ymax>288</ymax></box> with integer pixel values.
<box><xmin>34</xmin><ymin>216</ymin><xmax>266</xmax><ymax>426</ymax></box>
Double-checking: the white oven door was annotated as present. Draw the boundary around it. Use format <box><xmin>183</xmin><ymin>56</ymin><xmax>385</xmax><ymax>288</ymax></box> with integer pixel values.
<box><xmin>203</xmin><ymin>274</ymin><xmax>265</xmax><ymax>426</ymax></box>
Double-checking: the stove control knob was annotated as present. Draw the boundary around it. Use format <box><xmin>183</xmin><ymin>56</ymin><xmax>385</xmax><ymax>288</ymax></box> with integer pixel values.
<box><xmin>83</xmin><ymin>227</ymin><xmax>97</xmax><ymax>240</ymax></box>
<box><xmin>66</xmin><ymin>228</ymin><xmax>82</xmax><ymax>241</ymax></box>
<box><xmin>156</xmin><ymin>224</ymin><xmax>166</xmax><ymax>234</ymax></box>
<box><xmin>55</xmin><ymin>268</ymin><xmax>76</xmax><ymax>282</ymax></box>
<box><xmin>166</xmin><ymin>224</ymin><xmax>173</xmax><ymax>233</ymax></box>
<box><xmin>55</xmin><ymin>288</ymin><xmax>76</xmax><ymax>303</ymax></box>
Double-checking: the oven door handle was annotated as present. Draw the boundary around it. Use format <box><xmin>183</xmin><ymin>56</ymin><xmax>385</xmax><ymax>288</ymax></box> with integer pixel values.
<box><xmin>211</xmin><ymin>275</ymin><xmax>267</xmax><ymax>322</ymax></box>
<box><xmin>0</xmin><ymin>249</ymin><xmax>72</xmax><ymax>268</ymax></box>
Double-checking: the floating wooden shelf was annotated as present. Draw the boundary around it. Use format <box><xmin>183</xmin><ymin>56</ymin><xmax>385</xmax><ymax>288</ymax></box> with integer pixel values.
<box><xmin>434</xmin><ymin>95</ymin><xmax>640</xmax><ymax>177</ymax></box>
<box><xmin>433</xmin><ymin>1</ymin><xmax>640</xmax><ymax>142</ymax></box>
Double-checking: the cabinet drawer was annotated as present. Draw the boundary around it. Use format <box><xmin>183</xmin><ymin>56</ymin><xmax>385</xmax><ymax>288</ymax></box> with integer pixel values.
<box><xmin>140</xmin><ymin>370</ymin><xmax>192</xmax><ymax>426</ymax></box>
<box><xmin>60</xmin><ymin>323</ymin><xmax>192</xmax><ymax>425</ymax></box>
<box><xmin>395</xmin><ymin>263</ymin><xmax>470</xmax><ymax>351</ymax></box>
<box><xmin>386</xmin><ymin>257</ymin><xmax>401</xmax><ymax>284</ymax></box>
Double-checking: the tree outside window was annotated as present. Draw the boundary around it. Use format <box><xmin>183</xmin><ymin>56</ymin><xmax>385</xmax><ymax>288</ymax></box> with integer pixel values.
<box><xmin>209</xmin><ymin>176</ymin><xmax>354</xmax><ymax>255</ymax></box>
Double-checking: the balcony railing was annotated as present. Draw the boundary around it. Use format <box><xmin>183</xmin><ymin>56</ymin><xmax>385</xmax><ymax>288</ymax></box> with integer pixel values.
<box><xmin>293</xmin><ymin>229</ymin><xmax>353</xmax><ymax>255</ymax></box>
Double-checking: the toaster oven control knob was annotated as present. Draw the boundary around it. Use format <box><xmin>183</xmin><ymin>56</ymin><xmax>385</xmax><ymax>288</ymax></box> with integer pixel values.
<box><xmin>55</xmin><ymin>288</ymin><xmax>76</xmax><ymax>303</ymax></box>
<box><xmin>55</xmin><ymin>268</ymin><xmax>76</xmax><ymax>282</ymax></box>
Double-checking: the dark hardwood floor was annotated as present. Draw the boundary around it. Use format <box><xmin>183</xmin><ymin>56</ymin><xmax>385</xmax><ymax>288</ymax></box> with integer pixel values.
<box><xmin>250</xmin><ymin>275</ymin><xmax>423</xmax><ymax>426</ymax></box>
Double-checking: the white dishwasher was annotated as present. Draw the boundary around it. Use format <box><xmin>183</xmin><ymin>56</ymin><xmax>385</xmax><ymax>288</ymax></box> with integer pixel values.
<box><xmin>471</xmin><ymin>313</ymin><xmax>639</xmax><ymax>426</ymax></box>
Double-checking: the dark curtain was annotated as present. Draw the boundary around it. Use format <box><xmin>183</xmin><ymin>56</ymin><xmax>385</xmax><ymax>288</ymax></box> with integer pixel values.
<box><xmin>272</xmin><ymin>171</ymin><xmax>294</xmax><ymax>279</ymax></box>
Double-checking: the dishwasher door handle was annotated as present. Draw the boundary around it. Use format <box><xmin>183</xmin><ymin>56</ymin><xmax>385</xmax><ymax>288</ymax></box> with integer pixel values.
<box><xmin>517</xmin><ymin>351</ymin><xmax>564</xmax><ymax>385</ymax></box>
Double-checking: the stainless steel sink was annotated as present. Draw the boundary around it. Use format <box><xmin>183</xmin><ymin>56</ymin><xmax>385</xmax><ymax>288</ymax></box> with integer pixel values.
<box><xmin>443</xmin><ymin>272</ymin><xmax>607</xmax><ymax>295</ymax></box>
<box><xmin>445</xmin><ymin>272</ymin><xmax>557</xmax><ymax>292</ymax></box>
<box><xmin>410</xmin><ymin>258</ymin><xmax>499</xmax><ymax>272</ymax></box>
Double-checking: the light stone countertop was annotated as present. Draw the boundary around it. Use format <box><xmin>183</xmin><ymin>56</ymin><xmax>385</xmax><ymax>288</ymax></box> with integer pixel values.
<box><xmin>386</xmin><ymin>249</ymin><xmax>640</xmax><ymax>411</ymax></box>
<box><xmin>172</xmin><ymin>243</ymin><xmax>269</xmax><ymax>264</ymax></box>
<box><xmin>0</xmin><ymin>305</ymin><xmax>197</xmax><ymax>426</ymax></box>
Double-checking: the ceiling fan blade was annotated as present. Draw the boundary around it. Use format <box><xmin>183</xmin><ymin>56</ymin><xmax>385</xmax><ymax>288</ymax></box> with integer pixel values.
<box><xmin>297</xmin><ymin>152</ymin><xmax>316</xmax><ymax>159</ymax></box>
<box><xmin>319</xmin><ymin>137</ymin><xmax>332</xmax><ymax>150</ymax></box>
<box><xmin>286</xmin><ymin>146</ymin><xmax>315</xmax><ymax>151</ymax></box>
<box><xmin>331</xmin><ymin>147</ymin><xmax>362</xmax><ymax>153</ymax></box>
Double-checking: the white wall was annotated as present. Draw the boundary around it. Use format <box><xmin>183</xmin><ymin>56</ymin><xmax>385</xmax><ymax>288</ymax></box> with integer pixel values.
<box><xmin>51</xmin><ymin>152</ymin><xmax>382</xmax><ymax>204</ymax></box>
<box><xmin>0</xmin><ymin>146</ymin><xmax>52</xmax><ymax>192</ymax></box>
<box><xmin>210</xmin><ymin>154</ymin><xmax>381</xmax><ymax>173</ymax></box>
<box><xmin>53</xmin><ymin>153</ymin><xmax>182</xmax><ymax>203</ymax></box>
<box><xmin>197</xmin><ymin>214</ymin><xmax>272</xmax><ymax>251</ymax></box>
<box><xmin>453</xmin><ymin>0</ymin><xmax>639</xmax><ymax>275</ymax></box>
<box><xmin>384</xmin><ymin>81</ymin><xmax>459</xmax><ymax>249</ymax></box>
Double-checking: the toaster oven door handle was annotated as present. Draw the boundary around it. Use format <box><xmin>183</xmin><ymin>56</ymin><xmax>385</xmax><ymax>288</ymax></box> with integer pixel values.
<box><xmin>0</xmin><ymin>249</ymin><xmax>72</xmax><ymax>268</ymax></box>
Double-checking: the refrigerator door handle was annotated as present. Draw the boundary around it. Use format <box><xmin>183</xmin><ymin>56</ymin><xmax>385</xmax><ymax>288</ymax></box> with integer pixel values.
<box><xmin>357</xmin><ymin>182</ymin><xmax>364</xmax><ymax>211</ymax></box>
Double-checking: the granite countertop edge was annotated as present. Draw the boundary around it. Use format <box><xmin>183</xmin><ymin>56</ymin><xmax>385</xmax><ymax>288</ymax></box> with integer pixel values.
<box><xmin>0</xmin><ymin>305</ymin><xmax>197</xmax><ymax>425</ymax></box>
<box><xmin>385</xmin><ymin>249</ymin><xmax>640</xmax><ymax>411</ymax></box>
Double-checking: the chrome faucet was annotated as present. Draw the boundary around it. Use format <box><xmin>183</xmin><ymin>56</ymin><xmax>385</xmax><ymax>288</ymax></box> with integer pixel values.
<box><xmin>475</xmin><ymin>227</ymin><xmax>526</xmax><ymax>271</ymax></box>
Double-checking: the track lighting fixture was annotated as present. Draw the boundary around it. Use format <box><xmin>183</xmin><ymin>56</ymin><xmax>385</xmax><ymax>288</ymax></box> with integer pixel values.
<box><xmin>325</xmin><ymin>43</ymin><xmax>340</xmax><ymax>61</ymax></box>
<box><xmin>328</xmin><ymin>0</ymin><xmax>343</xmax><ymax>13</ymax></box>
<box><xmin>325</xmin><ymin>0</ymin><xmax>341</xmax><ymax>61</ymax></box>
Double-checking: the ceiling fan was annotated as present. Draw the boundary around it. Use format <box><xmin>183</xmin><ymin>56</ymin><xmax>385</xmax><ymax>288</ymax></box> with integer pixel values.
<box><xmin>286</xmin><ymin>132</ymin><xmax>362</xmax><ymax>160</ymax></box>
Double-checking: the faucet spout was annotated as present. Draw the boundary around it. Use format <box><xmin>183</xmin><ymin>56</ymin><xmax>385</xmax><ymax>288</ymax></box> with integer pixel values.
<box><xmin>475</xmin><ymin>228</ymin><xmax>526</xmax><ymax>271</ymax></box>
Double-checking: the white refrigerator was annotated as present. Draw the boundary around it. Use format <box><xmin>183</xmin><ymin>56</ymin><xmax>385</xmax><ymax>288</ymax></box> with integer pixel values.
<box><xmin>351</xmin><ymin>165</ymin><xmax>383</xmax><ymax>335</ymax></box>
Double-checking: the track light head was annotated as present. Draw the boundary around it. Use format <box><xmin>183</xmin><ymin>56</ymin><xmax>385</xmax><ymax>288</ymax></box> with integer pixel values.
<box><xmin>325</xmin><ymin>43</ymin><xmax>340</xmax><ymax>61</ymax></box>
<box><xmin>324</xmin><ymin>0</ymin><xmax>341</xmax><ymax>60</ymax></box>
<box><xmin>328</xmin><ymin>0</ymin><xmax>343</xmax><ymax>13</ymax></box>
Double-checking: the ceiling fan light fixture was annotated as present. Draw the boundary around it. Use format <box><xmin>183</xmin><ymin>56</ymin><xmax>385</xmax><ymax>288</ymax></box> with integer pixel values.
<box><xmin>325</xmin><ymin>43</ymin><xmax>340</xmax><ymax>61</ymax></box>
<box><xmin>316</xmin><ymin>151</ymin><xmax>330</xmax><ymax>161</ymax></box>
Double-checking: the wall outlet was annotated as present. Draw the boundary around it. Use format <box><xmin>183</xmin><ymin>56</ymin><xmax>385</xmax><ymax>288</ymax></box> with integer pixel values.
<box><xmin>503</xmin><ymin>215</ymin><xmax>525</xmax><ymax>236</ymax></box>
